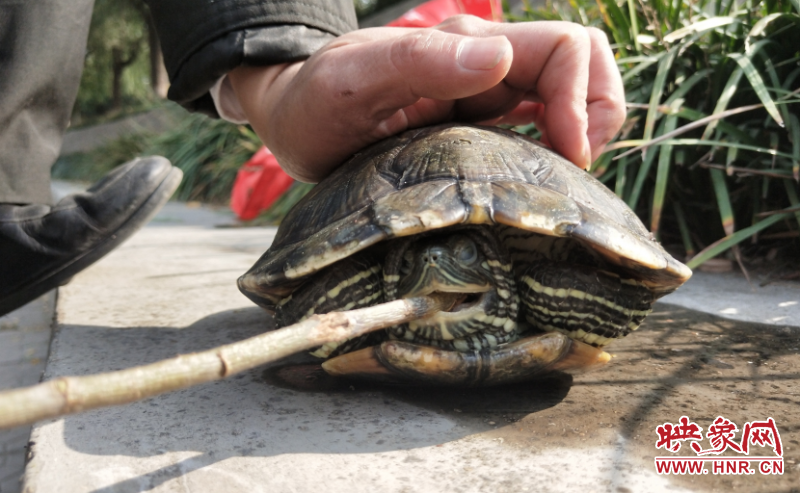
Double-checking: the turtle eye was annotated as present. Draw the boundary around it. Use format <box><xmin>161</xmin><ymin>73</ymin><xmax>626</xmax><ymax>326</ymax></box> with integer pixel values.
<box><xmin>455</xmin><ymin>239</ymin><xmax>478</xmax><ymax>265</ymax></box>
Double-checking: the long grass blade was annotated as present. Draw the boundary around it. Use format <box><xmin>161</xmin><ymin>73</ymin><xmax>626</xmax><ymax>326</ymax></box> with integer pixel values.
<box><xmin>790</xmin><ymin>113</ymin><xmax>800</xmax><ymax>180</ymax></box>
<box><xmin>664</xmin><ymin>68</ymin><xmax>715</xmax><ymax>105</ymax></box>
<box><xmin>614</xmin><ymin>104</ymin><xmax>763</xmax><ymax>159</ymax></box>
<box><xmin>710</xmin><ymin>167</ymin><xmax>735</xmax><ymax>235</ymax></box>
<box><xmin>590</xmin><ymin>149</ymin><xmax>614</xmax><ymax>178</ymax></box>
<box><xmin>598</xmin><ymin>0</ymin><xmax>633</xmax><ymax>54</ymax></box>
<box><xmin>672</xmin><ymin>201</ymin><xmax>696</xmax><ymax>258</ymax></box>
<box><xmin>783</xmin><ymin>180</ymin><xmax>800</xmax><ymax>229</ymax></box>
<box><xmin>643</xmin><ymin>42</ymin><xmax>681</xmax><ymax>145</ymax></box>
<box><xmin>628</xmin><ymin>116</ymin><xmax>668</xmax><ymax>208</ymax></box>
<box><xmin>626</xmin><ymin>0</ymin><xmax>641</xmax><ymax>52</ymax></box>
<box><xmin>701</xmin><ymin>66</ymin><xmax>745</xmax><ymax>139</ymax></box>
<box><xmin>729</xmin><ymin>45</ymin><xmax>784</xmax><ymax>126</ymax></box>
<box><xmin>686</xmin><ymin>213</ymin><xmax>792</xmax><ymax>269</ymax></box>
<box><xmin>749</xmin><ymin>13</ymin><xmax>791</xmax><ymax>39</ymax></box>
<box><xmin>620</xmin><ymin>54</ymin><xmax>665</xmax><ymax>83</ymax></box>
<box><xmin>611</xmin><ymin>138</ymin><xmax>797</xmax><ymax>159</ymax></box>
<box><xmin>651</xmin><ymin>115</ymin><xmax>678</xmax><ymax>235</ymax></box>
<box><xmin>663</xmin><ymin>16</ymin><xmax>737</xmax><ymax>43</ymax></box>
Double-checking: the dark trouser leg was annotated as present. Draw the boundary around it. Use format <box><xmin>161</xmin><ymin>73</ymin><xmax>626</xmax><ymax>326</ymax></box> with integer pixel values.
<box><xmin>0</xmin><ymin>0</ymin><xmax>95</xmax><ymax>205</ymax></box>
<box><xmin>0</xmin><ymin>0</ymin><xmax>185</xmax><ymax>317</ymax></box>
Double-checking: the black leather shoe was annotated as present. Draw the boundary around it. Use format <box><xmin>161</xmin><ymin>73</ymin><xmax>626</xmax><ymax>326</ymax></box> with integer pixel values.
<box><xmin>0</xmin><ymin>157</ymin><xmax>182</xmax><ymax>316</ymax></box>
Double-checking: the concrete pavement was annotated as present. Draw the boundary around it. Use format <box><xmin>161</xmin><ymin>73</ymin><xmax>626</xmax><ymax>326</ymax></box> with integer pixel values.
<box><xmin>0</xmin><ymin>293</ymin><xmax>55</xmax><ymax>493</ymax></box>
<box><xmin>3</xmin><ymin>194</ymin><xmax>799</xmax><ymax>493</ymax></box>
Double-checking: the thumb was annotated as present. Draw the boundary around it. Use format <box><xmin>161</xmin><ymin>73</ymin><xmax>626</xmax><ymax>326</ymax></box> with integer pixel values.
<box><xmin>327</xmin><ymin>30</ymin><xmax>513</xmax><ymax>122</ymax></box>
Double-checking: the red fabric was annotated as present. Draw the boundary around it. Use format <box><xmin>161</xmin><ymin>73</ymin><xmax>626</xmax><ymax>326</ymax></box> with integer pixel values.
<box><xmin>230</xmin><ymin>0</ymin><xmax>503</xmax><ymax>219</ymax></box>
<box><xmin>386</xmin><ymin>0</ymin><xmax>502</xmax><ymax>27</ymax></box>
<box><xmin>230</xmin><ymin>146</ymin><xmax>294</xmax><ymax>220</ymax></box>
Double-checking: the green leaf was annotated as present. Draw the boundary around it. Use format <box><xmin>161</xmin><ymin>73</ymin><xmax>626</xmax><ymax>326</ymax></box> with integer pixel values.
<box><xmin>686</xmin><ymin>213</ymin><xmax>792</xmax><ymax>269</ymax></box>
<box><xmin>663</xmin><ymin>68</ymin><xmax>715</xmax><ymax>105</ymax></box>
<box><xmin>597</xmin><ymin>0</ymin><xmax>632</xmax><ymax>56</ymax></box>
<box><xmin>710</xmin><ymin>168</ymin><xmax>735</xmax><ymax>235</ymax></box>
<box><xmin>701</xmin><ymin>66</ymin><xmax>745</xmax><ymax>139</ymax></box>
<box><xmin>749</xmin><ymin>13</ymin><xmax>787</xmax><ymax>38</ymax></box>
<box><xmin>643</xmin><ymin>42</ymin><xmax>682</xmax><ymax>143</ymax></box>
<box><xmin>626</xmin><ymin>0</ymin><xmax>641</xmax><ymax>52</ymax></box>
<box><xmin>784</xmin><ymin>179</ymin><xmax>800</xmax><ymax>230</ymax></box>
<box><xmin>640</xmin><ymin>139</ymin><xmax>797</xmax><ymax>160</ymax></box>
<box><xmin>651</xmin><ymin>115</ymin><xmax>678</xmax><ymax>234</ymax></box>
<box><xmin>673</xmin><ymin>201</ymin><xmax>696</xmax><ymax>258</ymax></box>
<box><xmin>620</xmin><ymin>53</ymin><xmax>665</xmax><ymax>83</ymax></box>
<box><xmin>613</xmin><ymin>104</ymin><xmax>764</xmax><ymax>159</ymax></box>
<box><xmin>589</xmin><ymin>150</ymin><xmax>614</xmax><ymax>177</ymax></box>
<box><xmin>729</xmin><ymin>48</ymin><xmax>784</xmax><ymax>126</ymax></box>
<box><xmin>663</xmin><ymin>16</ymin><xmax>737</xmax><ymax>43</ymax></box>
<box><xmin>790</xmin><ymin>112</ymin><xmax>800</xmax><ymax>180</ymax></box>
<box><xmin>628</xmin><ymin>116</ymin><xmax>668</xmax><ymax>208</ymax></box>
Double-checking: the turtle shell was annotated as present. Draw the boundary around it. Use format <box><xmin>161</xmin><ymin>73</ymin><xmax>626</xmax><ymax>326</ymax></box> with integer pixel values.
<box><xmin>239</xmin><ymin>124</ymin><xmax>691</xmax><ymax>307</ymax></box>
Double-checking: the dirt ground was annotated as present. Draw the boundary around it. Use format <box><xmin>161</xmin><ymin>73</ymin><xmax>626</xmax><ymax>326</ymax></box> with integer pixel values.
<box><xmin>266</xmin><ymin>302</ymin><xmax>800</xmax><ymax>492</ymax></box>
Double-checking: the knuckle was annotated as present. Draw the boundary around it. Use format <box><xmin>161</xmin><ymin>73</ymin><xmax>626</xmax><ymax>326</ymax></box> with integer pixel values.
<box><xmin>554</xmin><ymin>22</ymin><xmax>592</xmax><ymax>50</ymax></box>
<box><xmin>391</xmin><ymin>30</ymin><xmax>439</xmax><ymax>69</ymax></box>
<box><xmin>435</xmin><ymin>14</ymin><xmax>481</xmax><ymax>34</ymax></box>
<box><xmin>597</xmin><ymin>99</ymin><xmax>627</xmax><ymax>135</ymax></box>
<box><xmin>586</xmin><ymin>26</ymin><xmax>610</xmax><ymax>44</ymax></box>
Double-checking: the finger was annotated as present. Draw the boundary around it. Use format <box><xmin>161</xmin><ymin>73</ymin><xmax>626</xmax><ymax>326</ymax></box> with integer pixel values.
<box><xmin>585</xmin><ymin>27</ymin><xmax>626</xmax><ymax>162</ymax></box>
<box><xmin>436</xmin><ymin>17</ymin><xmax>595</xmax><ymax>168</ymax></box>
<box><xmin>504</xmin><ymin>23</ymin><xmax>592</xmax><ymax>169</ymax></box>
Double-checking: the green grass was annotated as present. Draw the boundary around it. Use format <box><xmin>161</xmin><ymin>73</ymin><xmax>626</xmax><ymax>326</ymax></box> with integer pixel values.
<box><xmin>509</xmin><ymin>0</ymin><xmax>800</xmax><ymax>268</ymax></box>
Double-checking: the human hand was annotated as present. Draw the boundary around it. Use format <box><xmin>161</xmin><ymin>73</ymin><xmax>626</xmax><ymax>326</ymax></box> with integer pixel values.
<box><xmin>229</xmin><ymin>16</ymin><xmax>625</xmax><ymax>183</ymax></box>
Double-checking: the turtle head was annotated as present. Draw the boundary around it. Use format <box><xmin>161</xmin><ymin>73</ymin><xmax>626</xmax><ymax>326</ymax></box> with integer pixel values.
<box><xmin>397</xmin><ymin>234</ymin><xmax>494</xmax><ymax>298</ymax></box>
<box><xmin>385</xmin><ymin>229</ymin><xmax>519</xmax><ymax>352</ymax></box>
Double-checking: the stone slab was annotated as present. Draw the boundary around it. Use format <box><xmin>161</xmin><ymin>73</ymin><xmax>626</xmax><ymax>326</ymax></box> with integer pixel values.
<box><xmin>662</xmin><ymin>271</ymin><xmax>800</xmax><ymax>327</ymax></box>
<box><xmin>21</xmin><ymin>214</ymin><xmax>800</xmax><ymax>493</ymax></box>
<box><xmin>0</xmin><ymin>292</ymin><xmax>56</xmax><ymax>493</ymax></box>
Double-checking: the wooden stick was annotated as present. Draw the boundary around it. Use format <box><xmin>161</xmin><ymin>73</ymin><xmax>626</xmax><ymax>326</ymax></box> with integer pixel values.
<box><xmin>0</xmin><ymin>295</ymin><xmax>452</xmax><ymax>430</ymax></box>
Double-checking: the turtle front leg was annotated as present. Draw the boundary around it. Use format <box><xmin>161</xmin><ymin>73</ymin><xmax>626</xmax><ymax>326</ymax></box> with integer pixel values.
<box><xmin>516</xmin><ymin>260</ymin><xmax>656</xmax><ymax>347</ymax></box>
<box><xmin>275</xmin><ymin>256</ymin><xmax>386</xmax><ymax>358</ymax></box>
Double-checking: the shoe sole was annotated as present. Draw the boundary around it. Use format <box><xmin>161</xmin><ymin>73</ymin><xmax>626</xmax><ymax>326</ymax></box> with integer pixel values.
<box><xmin>0</xmin><ymin>165</ymin><xmax>183</xmax><ymax>316</ymax></box>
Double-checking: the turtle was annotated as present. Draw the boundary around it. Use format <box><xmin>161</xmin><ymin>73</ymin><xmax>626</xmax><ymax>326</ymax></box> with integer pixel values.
<box><xmin>238</xmin><ymin>123</ymin><xmax>691</xmax><ymax>386</ymax></box>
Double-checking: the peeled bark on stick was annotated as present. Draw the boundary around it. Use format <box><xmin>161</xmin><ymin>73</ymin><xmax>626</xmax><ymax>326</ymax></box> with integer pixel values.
<box><xmin>0</xmin><ymin>295</ymin><xmax>452</xmax><ymax>430</ymax></box>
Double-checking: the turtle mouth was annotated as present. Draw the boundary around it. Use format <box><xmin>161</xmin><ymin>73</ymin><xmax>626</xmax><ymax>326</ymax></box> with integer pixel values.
<box><xmin>404</xmin><ymin>282</ymin><xmax>490</xmax><ymax>307</ymax></box>
<box><xmin>442</xmin><ymin>292</ymin><xmax>484</xmax><ymax>312</ymax></box>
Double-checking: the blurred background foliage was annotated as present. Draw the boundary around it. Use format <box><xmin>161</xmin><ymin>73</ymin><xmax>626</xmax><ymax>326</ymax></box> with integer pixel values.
<box><xmin>59</xmin><ymin>0</ymin><xmax>799</xmax><ymax>272</ymax></box>
<box><xmin>71</xmin><ymin>0</ymin><xmax>166</xmax><ymax>126</ymax></box>
<box><xmin>511</xmin><ymin>0</ymin><xmax>800</xmax><ymax>272</ymax></box>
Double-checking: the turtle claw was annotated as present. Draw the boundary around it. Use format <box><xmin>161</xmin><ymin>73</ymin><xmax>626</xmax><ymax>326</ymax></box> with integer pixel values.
<box><xmin>321</xmin><ymin>332</ymin><xmax>610</xmax><ymax>386</ymax></box>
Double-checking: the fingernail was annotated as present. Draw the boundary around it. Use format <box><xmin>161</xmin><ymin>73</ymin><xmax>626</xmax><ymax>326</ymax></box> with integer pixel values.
<box><xmin>457</xmin><ymin>36</ymin><xmax>509</xmax><ymax>71</ymax></box>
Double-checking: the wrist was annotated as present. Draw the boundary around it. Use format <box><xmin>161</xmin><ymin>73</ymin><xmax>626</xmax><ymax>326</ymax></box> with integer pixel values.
<box><xmin>228</xmin><ymin>62</ymin><xmax>303</xmax><ymax>137</ymax></box>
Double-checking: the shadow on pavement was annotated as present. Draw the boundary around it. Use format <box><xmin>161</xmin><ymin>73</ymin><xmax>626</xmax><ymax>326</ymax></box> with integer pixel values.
<box><xmin>43</xmin><ymin>304</ymin><xmax>800</xmax><ymax>493</ymax></box>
